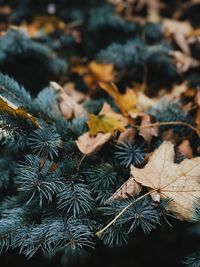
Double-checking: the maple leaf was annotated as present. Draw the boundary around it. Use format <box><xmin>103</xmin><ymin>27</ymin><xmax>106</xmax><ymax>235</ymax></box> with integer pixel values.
<box><xmin>76</xmin><ymin>131</ymin><xmax>112</xmax><ymax>155</ymax></box>
<box><xmin>109</xmin><ymin>174</ymin><xmax>142</xmax><ymax>201</ymax></box>
<box><xmin>99</xmin><ymin>82</ymin><xmax>137</xmax><ymax>114</ymax></box>
<box><xmin>87</xmin><ymin>103</ymin><xmax>128</xmax><ymax>135</ymax></box>
<box><xmin>131</xmin><ymin>142</ymin><xmax>200</xmax><ymax>221</ymax></box>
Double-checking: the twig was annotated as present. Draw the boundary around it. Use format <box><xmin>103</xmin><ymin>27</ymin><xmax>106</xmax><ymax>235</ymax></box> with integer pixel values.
<box><xmin>133</xmin><ymin>121</ymin><xmax>199</xmax><ymax>136</ymax></box>
<box><xmin>77</xmin><ymin>154</ymin><xmax>86</xmax><ymax>171</ymax></box>
<box><xmin>96</xmin><ymin>189</ymin><xmax>157</xmax><ymax>237</ymax></box>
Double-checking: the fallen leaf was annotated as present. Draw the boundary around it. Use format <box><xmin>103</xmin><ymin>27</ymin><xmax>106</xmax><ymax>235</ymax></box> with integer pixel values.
<box><xmin>139</xmin><ymin>115</ymin><xmax>159</xmax><ymax>143</ymax></box>
<box><xmin>195</xmin><ymin>91</ymin><xmax>200</xmax><ymax>107</ymax></box>
<box><xmin>131</xmin><ymin>141</ymin><xmax>200</xmax><ymax>221</ymax></box>
<box><xmin>87</xmin><ymin>103</ymin><xmax>128</xmax><ymax>135</ymax></box>
<box><xmin>178</xmin><ymin>140</ymin><xmax>193</xmax><ymax>159</ymax></box>
<box><xmin>117</xmin><ymin>127</ymin><xmax>136</xmax><ymax>143</ymax></box>
<box><xmin>136</xmin><ymin>91</ymin><xmax>157</xmax><ymax>111</ymax></box>
<box><xmin>63</xmin><ymin>82</ymin><xmax>87</xmax><ymax>103</ymax></box>
<box><xmin>99</xmin><ymin>82</ymin><xmax>137</xmax><ymax>114</ymax></box>
<box><xmin>166</xmin><ymin>82</ymin><xmax>188</xmax><ymax>101</ymax></box>
<box><xmin>21</xmin><ymin>16</ymin><xmax>66</xmax><ymax>37</ymax></box>
<box><xmin>51</xmin><ymin>82</ymin><xmax>87</xmax><ymax>120</ymax></box>
<box><xmin>76</xmin><ymin>132</ymin><xmax>112</xmax><ymax>155</ymax></box>
<box><xmin>0</xmin><ymin>97</ymin><xmax>39</xmax><ymax>127</ymax></box>
<box><xmin>88</xmin><ymin>61</ymin><xmax>115</xmax><ymax>83</ymax></box>
<box><xmin>169</xmin><ymin>50</ymin><xmax>200</xmax><ymax>73</ymax></box>
<box><xmin>109</xmin><ymin>174</ymin><xmax>142</xmax><ymax>201</ymax></box>
<box><xmin>71</xmin><ymin>61</ymin><xmax>115</xmax><ymax>92</ymax></box>
<box><xmin>163</xmin><ymin>19</ymin><xmax>193</xmax><ymax>54</ymax></box>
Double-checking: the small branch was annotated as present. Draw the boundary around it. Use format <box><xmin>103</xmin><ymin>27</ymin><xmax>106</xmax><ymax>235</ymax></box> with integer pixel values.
<box><xmin>77</xmin><ymin>154</ymin><xmax>86</xmax><ymax>171</ymax></box>
<box><xmin>134</xmin><ymin>121</ymin><xmax>199</xmax><ymax>136</ymax></box>
<box><xmin>96</xmin><ymin>189</ymin><xmax>157</xmax><ymax>237</ymax></box>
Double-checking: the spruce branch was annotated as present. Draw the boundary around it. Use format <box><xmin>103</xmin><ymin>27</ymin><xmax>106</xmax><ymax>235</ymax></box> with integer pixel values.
<box><xmin>96</xmin><ymin>189</ymin><xmax>157</xmax><ymax>237</ymax></box>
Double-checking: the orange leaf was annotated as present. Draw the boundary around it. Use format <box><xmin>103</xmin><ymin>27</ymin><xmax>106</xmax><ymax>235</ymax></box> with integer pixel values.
<box><xmin>99</xmin><ymin>82</ymin><xmax>137</xmax><ymax>114</ymax></box>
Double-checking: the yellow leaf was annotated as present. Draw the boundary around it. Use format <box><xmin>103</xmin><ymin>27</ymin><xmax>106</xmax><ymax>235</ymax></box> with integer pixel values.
<box><xmin>88</xmin><ymin>61</ymin><xmax>115</xmax><ymax>82</ymax></box>
<box><xmin>87</xmin><ymin>103</ymin><xmax>127</xmax><ymax>135</ymax></box>
<box><xmin>99</xmin><ymin>82</ymin><xmax>137</xmax><ymax>114</ymax></box>
<box><xmin>0</xmin><ymin>97</ymin><xmax>38</xmax><ymax>127</ymax></box>
<box><xmin>131</xmin><ymin>142</ymin><xmax>200</xmax><ymax>221</ymax></box>
<box><xmin>76</xmin><ymin>132</ymin><xmax>112</xmax><ymax>155</ymax></box>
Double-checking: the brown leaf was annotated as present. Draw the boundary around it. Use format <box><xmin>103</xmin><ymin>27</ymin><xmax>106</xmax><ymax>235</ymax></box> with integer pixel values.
<box><xmin>139</xmin><ymin>115</ymin><xmax>159</xmax><ymax>143</ymax></box>
<box><xmin>109</xmin><ymin>175</ymin><xmax>142</xmax><ymax>201</ymax></box>
<box><xmin>117</xmin><ymin>127</ymin><xmax>136</xmax><ymax>143</ymax></box>
<box><xmin>51</xmin><ymin>82</ymin><xmax>87</xmax><ymax>120</ymax></box>
<box><xmin>63</xmin><ymin>82</ymin><xmax>87</xmax><ymax>103</ymax></box>
<box><xmin>169</xmin><ymin>50</ymin><xmax>200</xmax><ymax>73</ymax></box>
<box><xmin>178</xmin><ymin>140</ymin><xmax>193</xmax><ymax>159</ymax></box>
<box><xmin>76</xmin><ymin>132</ymin><xmax>112</xmax><ymax>155</ymax></box>
<box><xmin>131</xmin><ymin>141</ymin><xmax>200</xmax><ymax>221</ymax></box>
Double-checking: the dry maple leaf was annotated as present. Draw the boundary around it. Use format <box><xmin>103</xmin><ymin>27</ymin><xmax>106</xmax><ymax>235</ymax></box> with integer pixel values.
<box><xmin>87</xmin><ymin>103</ymin><xmax>128</xmax><ymax>135</ymax></box>
<box><xmin>99</xmin><ymin>82</ymin><xmax>137</xmax><ymax>114</ymax></box>
<box><xmin>109</xmin><ymin>174</ymin><xmax>142</xmax><ymax>201</ymax></box>
<box><xmin>131</xmin><ymin>142</ymin><xmax>200</xmax><ymax>221</ymax></box>
<box><xmin>76</xmin><ymin>132</ymin><xmax>112</xmax><ymax>155</ymax></box>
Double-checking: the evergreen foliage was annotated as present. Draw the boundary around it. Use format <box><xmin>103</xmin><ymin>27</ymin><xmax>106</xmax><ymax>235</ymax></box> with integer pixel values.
<box><xmin>0</xmin><ymin>1</ymin><xmax>200</xmax><ymax>266</ymax></box>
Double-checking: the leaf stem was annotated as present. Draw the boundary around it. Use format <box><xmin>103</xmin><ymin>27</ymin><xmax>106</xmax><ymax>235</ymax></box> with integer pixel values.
<box><xmin>96</xmin><ymin>189</ymin><xmax>157</xmax><ymax>237</ymax></box>
<box><xmin>134</xmin><ymin>121</ymin><xmax>199</xmax><ymax>136</ymax></box>
<box><xmin>77</xmin><ymin>154</ymin><xmax>86</xmax><ymax>171</ymax></box>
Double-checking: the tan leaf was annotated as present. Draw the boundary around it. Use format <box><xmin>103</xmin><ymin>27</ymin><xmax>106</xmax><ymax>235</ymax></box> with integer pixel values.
<box><xmin>51</xmin><ymin>82</ymin><xmax>87</xmax><ymax>120</ymax></box>
<box><xmin>76</xmin><ymin>132</ymin><xmax>112</xmax><ymax>155</ymax></box>
<box><xmin>131</xmin><ymin>142</ymin><xmax>200</xmax><ymax>221</ymax></box>
<box><xmin>178</xmin><ymin>140</ymin><xmax>193</xmax><ymax>159</ymax></box>
<box><xmin>163</xmin><ymin>19</ymin><xmax>193</xmax><ymax>36</ymax></box>
<box><xmin>109</xmin><ymin>175</ymin><xmax>142</xmax><ymax>201</ymax></box>
<box><xmin>169</xmin><ymin>50</ymin><xmax>200</xmax><ymax>73</ymax></box>
<box><xmin>63</xmin><ymin>82</ymin><xmax>87</xmax><ymax>103</ymax></box>
<box><xmin>117</xmin><ymin>127</ymin><xmax>136</xmax><ymax>143</ymax></box>
<box><xmin>139</xmin><ymin>115</ymin><xmax>159</xmax><ymax>143</ymax></box>
<box><xmin>136</xmin><ymin>91</ymin><xmax>157</xmax><ymax>111</ymax></box>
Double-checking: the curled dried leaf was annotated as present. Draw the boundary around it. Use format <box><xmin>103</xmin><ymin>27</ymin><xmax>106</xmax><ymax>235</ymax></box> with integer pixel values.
<box><xmin>51</xmin><ymin>81</ymin><xmax>87</xmax><ymax>120</ymax></box>
<box><xmin>76</xmin><ymin>132</ymin><xmax>112</xmax><ymax>155</ymax></box>
<box><xmin>109</xmin><ymin>175</ymin><xmax>142</xmax><ymax>201</ymax></box>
